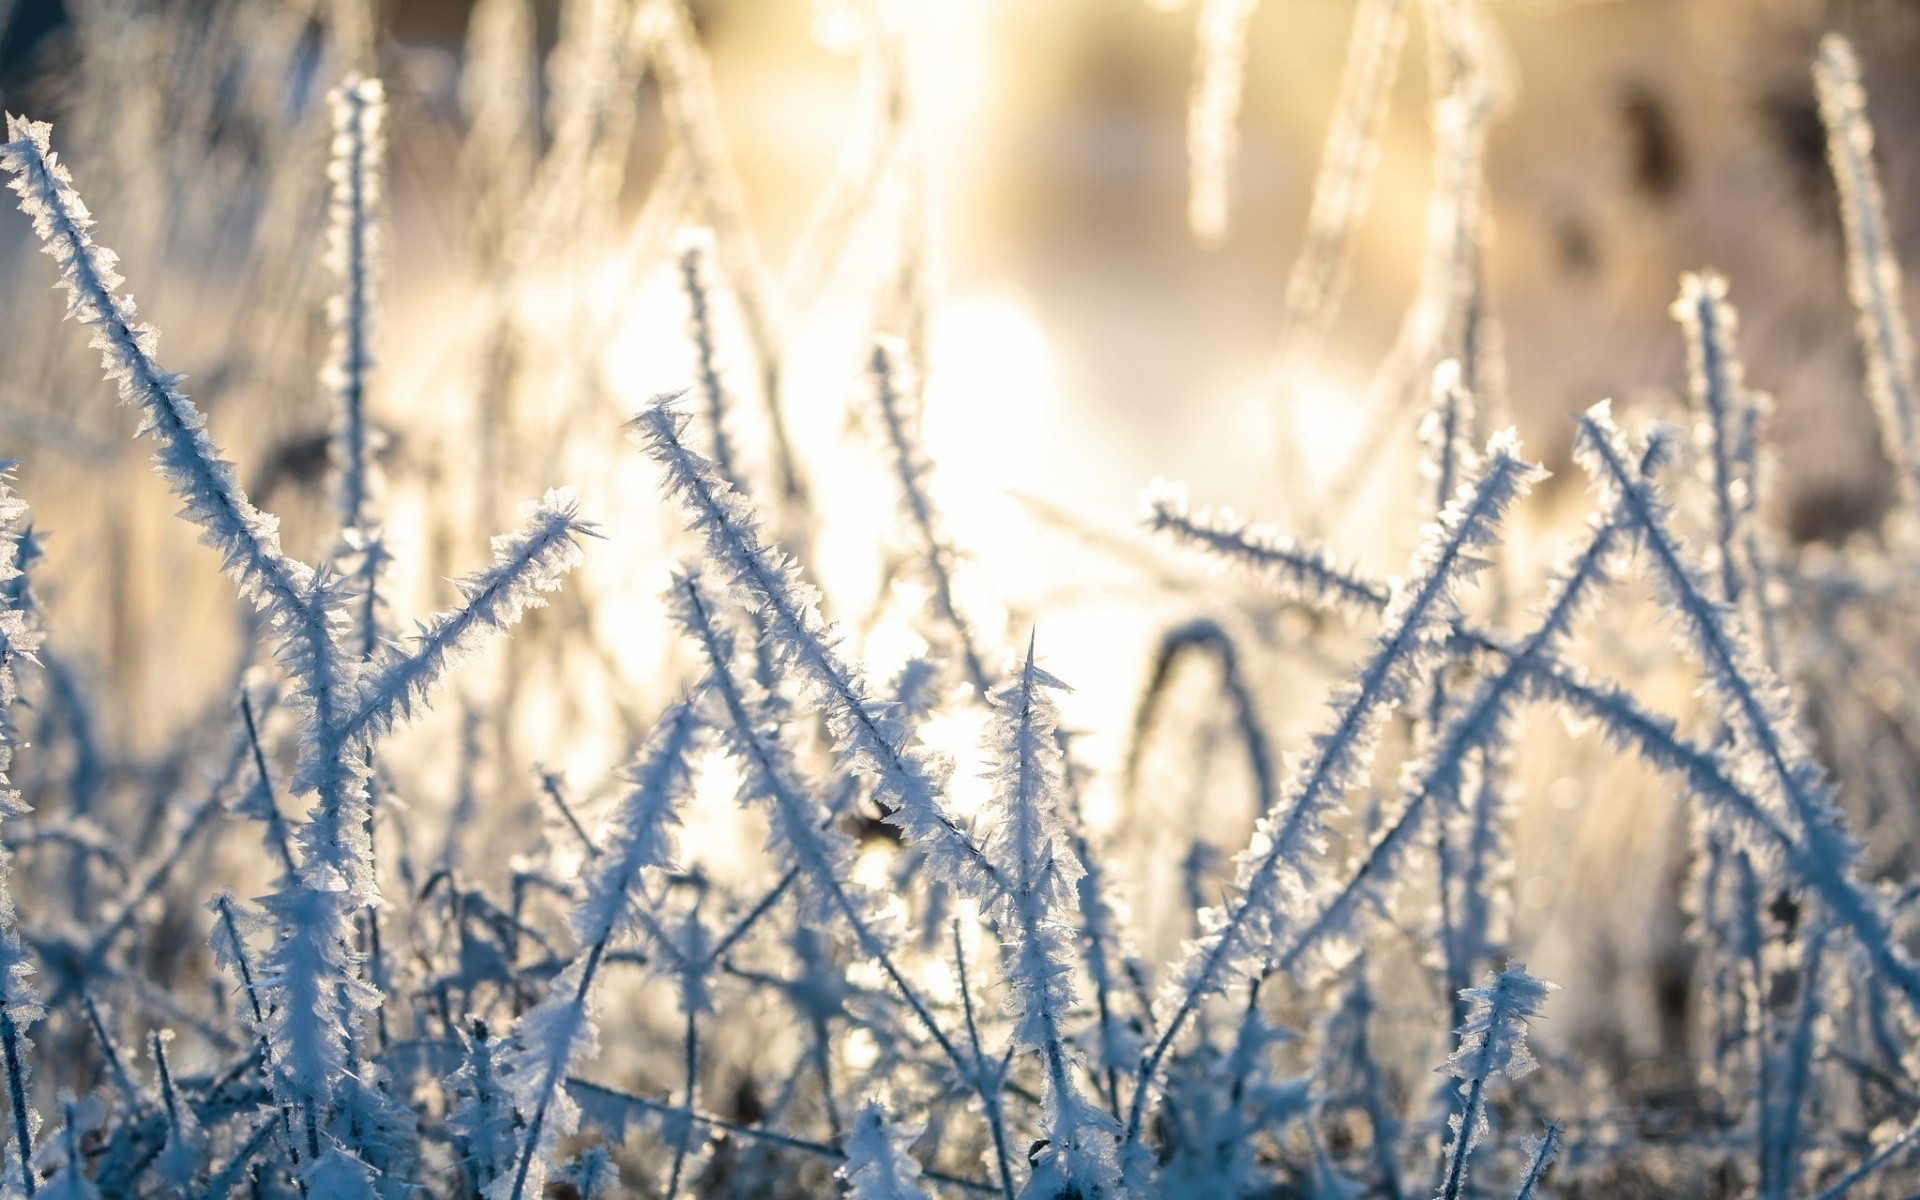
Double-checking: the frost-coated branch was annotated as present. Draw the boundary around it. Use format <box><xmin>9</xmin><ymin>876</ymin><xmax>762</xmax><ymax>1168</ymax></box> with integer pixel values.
<box><xmin>0</xmin><ymin>483</ymin><xmax>37</xmax><ymax>727</ymax></box>
<box><xmin>1573</xmin><ymin>410</ymin><xmax>1920</xmax><ymax>1007</ymax></box>
<box><xmin>1421</xmin><ymin>359</ymin><xmax>1479</xmax><ymax>521</ymax></box>
<box><xmin>0</xmin><ymin>472</ymin><xmax>40</xmax><ymax>1197</ymax></box>
<box><xmin>445</xmin><ymin>1024</ymin><xmax>516</xmax><ymax>1188</ymax></box>
<box><xmin>0</xmin><ymin>117</ymin><xmax>323</xmax><ymax>656</ymax></box>
<box><xmin>501</xmin><ymin>701</ymin><xmax>699</xmax><ymax>1200</ymax></box>
<box><xmin>1062</xmin><ymin>748</ymin><xmax>1139</xmax><ymax>1120</ymax></box>
<box><xmin>1761</xmin><ymin>919</ymin><xmax>1829</xmax><ymax>1199</ymax></box>
<box><xmin>674</xmin><ymin>569</ymin><xmax>1027</xmax><ymax>1187</ymax></box>
<box><xmin>1265</xmin><ymin>500</ymin><xmax>1636</xmax><ymax>989</ymax></box>
<box><xmin>646</xmin><ymin>0</ymin><xmax>809</xmax><ymax>527</ymax></box>
<box><xmin>670</xmin><ymin>572</ymin><xmax>973</xmax><ymax>1078</ymax></box>
<box><xmin>1514</xmin><ymin>653</ymin><xmax>1919</xmax><ymax>1006</ymax></box>
<box><xmin>1510</xmin><ymin>1124</ymin><xmax>1561</xmax><ymax>1200</ymax></box>
<box><xmin>1436</xmin><ymin>964</ymin><xmax>1553</xmax><ymax>1200</ymax></box>
<box><xmin>678</xmin><ymin>232</ymin><xmax>742</xmax><ymax>490</ymax></box>
<box><xmin>150</xmin><ymin>1029</ymin><xmax>204</xmax><ymax>1188</ymax></box>
<box><xmin>1251</xmin><ymin>425</ymin><xmax>1838</xmax><ymax>1013</ymax></box>
<box><xmin>948</xmin><ymin>920</ymin><xmax>1018</xmax><ymax>1200</ymax></box>
<box><xmin>1124</xmin><ymin>619</ymin><xmax>1277</xmax><ymax>846</ymax></box>
<box><xmin>1670</xmin><ymin>270</ymin><xmax>1781</xmax><ymax>1139</ymax></box>
<box><xmin>1129</xmin><ymin>433</ymin><xmax>1541</xmax><ymax>1147</ymax></box>
<box><xmin>1732</xmin><ymin>392</ymin><xmax>1784</xmax><ymax>671</ymax></box>
<box><xmin>0</xmin><ymin>117</ymin><xmax>364</xmax><ymax>859</ymax></box>
<box><xmin>981</xmin><ymin>636</ymin><xmax>1120</xmax><ymax>1195</ymax></box>
<box><xmin>566</xmin><ymin>1079</ymin><xmax>999</xmax><ymax>1194</ymax></box>
<box><xmin>0</xmin><ymin>121</ymin><xmax>404</xmax><ymax>1118</ymax></box>
<box><xmin>1672</xmin><ymin>271</ymin><xmax>1751</xmax><ymax>607</ymax></box>
<box><xmin>251</xmin><ymin>880</ymin><xmax>365</xmax><ymax>1162</ymax></box>
<box><xmin>1187</xmin><ymin>0</ymin><xmax>1259</xmax><ymax>244</ymax></box>
<box><xmin>203</xmin><ymin>1120</ymin><xmax>277</xmax><ymax>1200</ymax></box>
<box><xmin>35</xmin><ymin>1097</ymin><xmax>98</xmax><ymax>1200</ymax></box>
<box><xmin>1317</xmin><ymin>18</ymin><xmax>1495</xmax><ymax>523</ymax></box>
<box><xmin>838</xmin><ymin>1101</ymin><xmax>933</xmax><ymax>1200</ymax></box>
<box><xmin>1147</xmin><ymin>417</ymin><xmax>1917</xmax><ymax>1012</ymax></box>
<box><xmin>325</xmin><ymin>75</ymin><xmax>386</xmax><ymax>543</ymax></box>
<box><xmin>206</xmin><ymin>892</ymin><xmax>271</xmax><ymax>1068</ymax></box>
<box><xmin>341</xmin><ymin>488</ymin><xmax>596</xmax><ymax>755</ymax></box>
<box><xmin>1274</xmin><ymin>0</ymin><xmax>1409</xmax><ymax>368</ymax></box>
<box><xmin>1143</xmin><ymin>480</ymin><xmax>1390</xmax><ymax>615</ymax></box>
<box><xmin>1317</xmin><ymin>963</ymin><xmax>1402</xmax><ymax>1198</ymax></box>
<box><xmin>870</xmin><ymin>338</ymin><xmax>994</xmax><ymax>700</ymax></box>
<box><xmin>1815</xmin><ymin>35</ymin><xmax>1920</xmax><ymax>506</ymax></box>
<box><xmin>238</xmin><ymin>691</ymin><xmax>298</xmax><ymax>885</ymax></box>
<box><xmin>633</xmin><ymin>398</ymin><xmax>999</xmax><ymax>898</ymax></box>
<box><xmin>1578</xmin><ymin>408</ymin><xmax>1816</xmax><ymax>817</ymax></box>
<box><xmin>1447</xmin><ymin>749</ymin><xmax>1510</xmax><ymax>1012</ymax></box>
<box><xmin>1144</xmin><ymin>416</ymin><xmax>1890</xmax><ymax>1021</ymax></box>
<box><xmin>568</xmin><ymin>703</ymin><xmax>701</xmax><ymax>951</ymax></box>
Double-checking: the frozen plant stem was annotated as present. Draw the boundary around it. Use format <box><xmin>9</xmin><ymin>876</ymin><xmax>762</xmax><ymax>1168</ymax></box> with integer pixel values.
<box><xmin>503</xmin><ymin>701</ymin><xmax>699</xmax><ymax>1200</ymax></box>
<box><xmin>1124</xmin><ymin>619</ymin><xmax>1276</xmax><ymax>818</ymax></box>
<box><xmin>1436</xmin><ymin>964</ymin><xmax>1552</xmax><ymax>1200</ymax></box>
<box><xmin>1813</xmin><ymin>1110</ymin><xmax>1920</xmax><ymax>1200</ymax></box>
<box><xmin>325</xmin><ymin>74</ymin><xmax>385</xmax><ymax>542</ymax></box>
<box><xmin>980</xmin><ymin>634</ymin><xmax>1119</xmax><ymax>1194</ymax></box>
<box><xmin>671</xmin><ymin>572</ymin><xmax>1017</xmax><ymax>1196</ymax></box>
<box><xmin>0</xmin><ymin>1010</ymin><xmax>30</xmax><ymax>1197</ymax></box>
<box><xmin>1128</xmin><ymin>435</ymin><xmax>1540</xmax><ymax>1148</ymax></box>
<box><xmin>1815</xmin><ymin>35</ymin><xmax>1920</xmax><ymax>506</ymax></box>
<box><xmin>634</xmin><ymin>398</ymin><xmax>999</xmax><ymax>898</ymax></box>
<box><xmin>870</xmin><ymin>338</ymin><xmax>993</xmax><ymax>701</ymax></box>
<box><xmin>665</xmin><ymin>1006</ymin><xmax>699</xmax><ymax>1199</ymax></box>
<box><xmin>1187</xmin><ymin>0</ymin><xmax>1260</xmax><ymax>244</ymax></box>
<box><xmin>1672</xmin><ymin>272</ymin><xmax>1749</xmax><ymax>607</ymax></box>
<box><xmin>1510</xmin><ymin>1123</ymin><xmax>1561</xmax><ymax>1200</ymax></box>
<box><xmin>1578</xmin><ymin>408</ymin><xmax>1920</xmax><ymax>1007</ymax></box>
<box><xmin>647</xmin><ymin>0</ymin><xmax>811</xmax><ymax>533</ymax></box>
<box><xmin>679</xmin><ymin>236</ymin><xmax>742</xmax><ymax>489</ymax></box>
<box><xmin>0</xmin><ymin>470</ymin><xmax>42</xmax><ymax>1197</ymax></box>
<box><xmin>1263</xmin><ymin>500</ymin><xmax>1636</xmax><ymax>999</ymax></box>
<box><xmin>952</xmin><ymin>921</ymin><xmax>1019</xmax><ymax>1200</ymax></box>
<box><xmin>565</xmin><ymin>1080</ymin><xmax>998</xmax><ymax>1194</ymax></box>
<box><xmin>1153</xmin><ymin>433</ymin><xmax>1920</xmax><ymax>1020</ymax></box>
<box><xmin>240</xmin><ymin>691</ymin><xmax>297</xmax><ymax>882</ymax></box>
<box><xmin>1273</xmin><ymin>0</ymin><xmax>1409</xmax><ymax>369</ymax></box>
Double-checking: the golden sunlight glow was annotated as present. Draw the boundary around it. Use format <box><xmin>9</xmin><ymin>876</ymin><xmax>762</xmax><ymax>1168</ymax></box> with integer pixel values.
<box><xmin>1276</xmin><ymin>366</ymin><xmax>1372</xmax><ymax>494</ymax></box>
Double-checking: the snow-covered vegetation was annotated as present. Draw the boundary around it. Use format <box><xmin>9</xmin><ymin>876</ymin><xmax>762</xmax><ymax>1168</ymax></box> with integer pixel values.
<box><xmin>0</xmin><ymin>0</ymin><xmax>1913</xmax><ymax>1196</ymax></box>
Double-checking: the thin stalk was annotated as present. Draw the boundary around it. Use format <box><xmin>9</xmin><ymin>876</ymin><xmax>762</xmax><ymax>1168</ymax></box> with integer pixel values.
<box><xmin>953</xmin><ymin>921</ymin><xmax>1019</xmax><ymax>1200</ymax></box>
<box><xmin>0</xmin><ymin>1011</ymin><xmax>31</xmax><ymax>1197</ymax></box>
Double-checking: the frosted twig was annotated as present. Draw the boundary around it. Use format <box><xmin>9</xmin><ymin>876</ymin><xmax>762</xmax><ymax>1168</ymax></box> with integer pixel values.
<box><xmin>1128</xmin><ymin>434</ymin><xmax>1540</xmax><ymax>1146</ymax></box>
<box><xmin>1187</xmin><ymin>0</ymin><xmax>1260</xmax><ymax>245</ymax></box>
<box><xmin>634</xmin><ymin>399</ymin><xmax>998</xmax><ymax>899</ymax></box>
<box><xmin>1816</xmin><ymin>35</ymin><xmax>1920</xmax><ymax>506</ymax></box>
